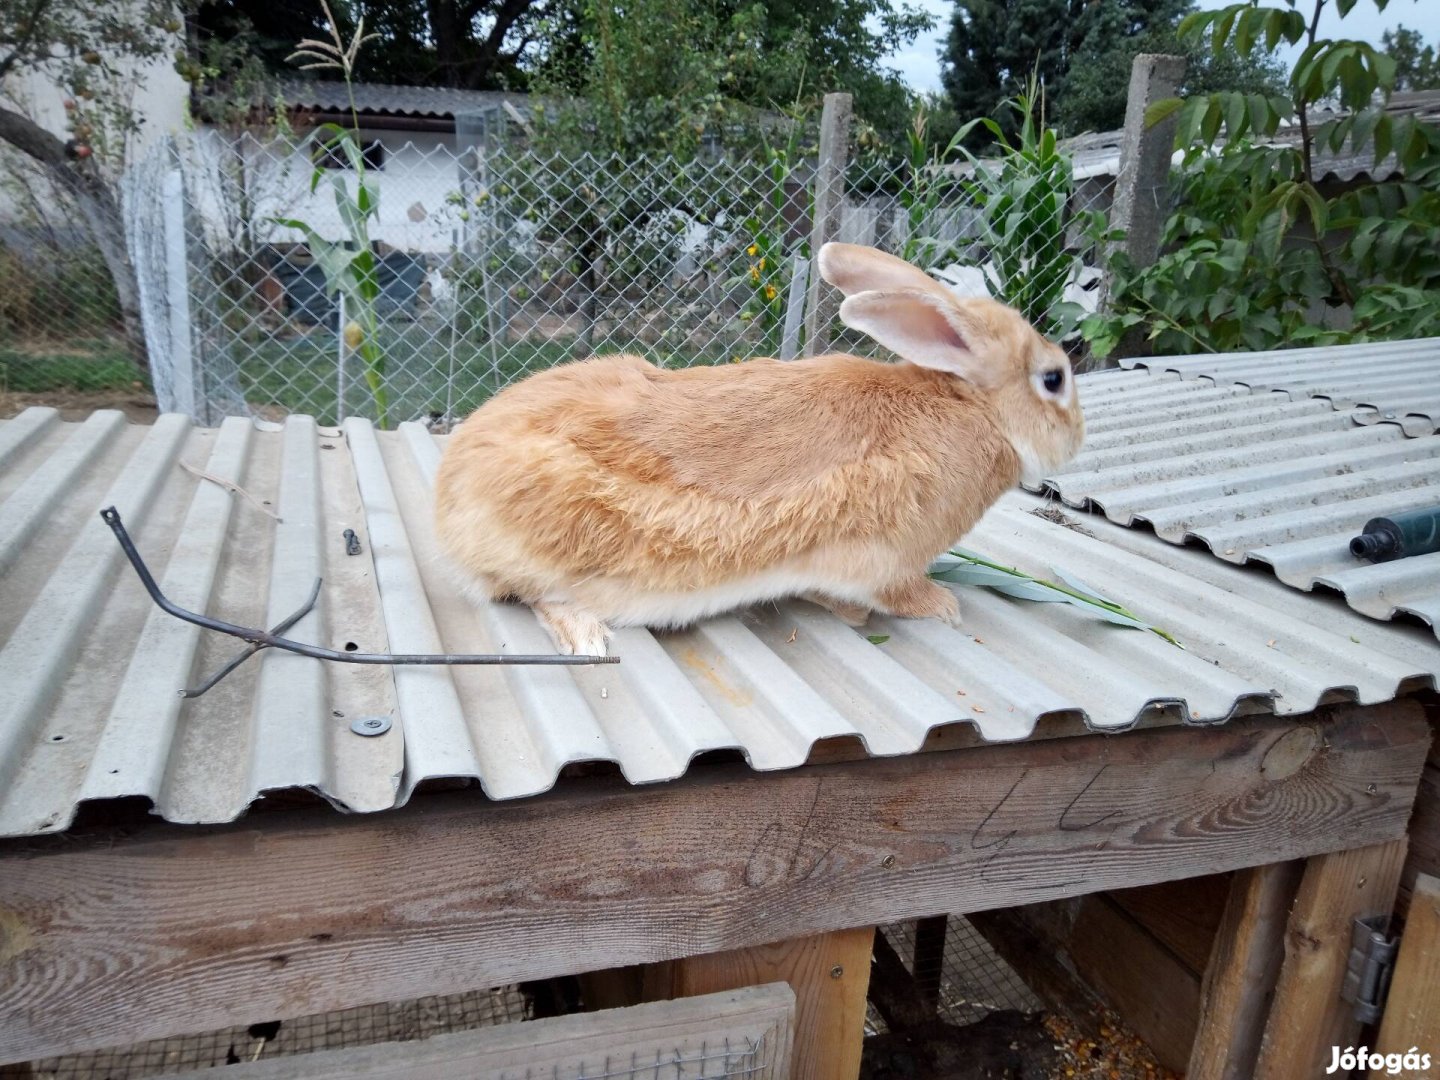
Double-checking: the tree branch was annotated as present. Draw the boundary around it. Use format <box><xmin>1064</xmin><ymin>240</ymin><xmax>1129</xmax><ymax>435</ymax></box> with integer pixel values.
<box><xmin>0</xmin><ymin>101</ymin><xmax>70</xmax><ymax>168</ymax></box>
<box><xmin>0</xmin><ymin>0</ymin><xmax>55</xmax><ymax>83</ymax></box>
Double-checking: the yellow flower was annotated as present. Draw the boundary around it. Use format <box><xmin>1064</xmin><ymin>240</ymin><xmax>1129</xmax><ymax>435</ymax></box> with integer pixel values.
<box><xmin>343</xmin><ymin>320</ymin><xmax>364</xmax><ymax>350</ymax></box>
<box><xmin>758</xmin><ymin>257</ymin><xmax>767</xmax><ymax>271</ymax></box>
<box><xmin>764</xmin><ymin>284</ymin><xmax>777</xmax><ymax>300</ymax></box>
<box><xmin>746</xmin><ymin>244</ymin><xmax>758</xmax><ymax>257</ymax></box>
<box><xmin>749</xmin><ymin>266</ymin><xmax>760</xmax><ymax>283</ymax></box>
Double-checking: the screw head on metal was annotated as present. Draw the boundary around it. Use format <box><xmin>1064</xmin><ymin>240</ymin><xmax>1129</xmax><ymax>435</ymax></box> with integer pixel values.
<box><xmin>829</xmin><ymin>965</ymin><xmax>844</xmax><ymax>979</ymax></box>
<box><xmin>350</xmin><ymin>715</ymin><xmax>392</xmax><ymax>736</ymax></box>
<box><xmin>881</xmin><ymin>855</ymin><xmax>896</xmax><ymax>869</ymax></box>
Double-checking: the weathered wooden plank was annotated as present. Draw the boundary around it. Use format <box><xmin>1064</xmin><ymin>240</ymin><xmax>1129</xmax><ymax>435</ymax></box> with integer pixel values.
<box><xmin>161</xmin><ymin>984</ymin><xmax>796</xmax><ymax>1080</ymax></box>
<box><xmin>648</xmin><ymin>929</ymin><xmax>873</xmax><ymax>1080</ymax></box>
<box><xmin>1371</xmin><ymin>873</ymin><xmax>1440</xmax><ymax>1079</ymax></box>
<box><xmin>1254</xmin><ymin>838</ymin><xmax>1410</xmax><ymax>1080</ymax></box>
<box><xmin>0</xmin><ymin>703</ymin><xmax>1428</xmax><ymax>1063</ymax></box>
<box><xmin>1187</xmin><ymin>861</ymin><xmax>1305</xmax><ymax>1080</ymax></box>
<box><xmin>1107</xmin><ymin>874</ymin><xmax>1232</xmax><ymax>975</ymax></box>
<box><xmin>1400</xmin><ymin>765</ymin><xmax>1440</xmax><ymax>917</ymax></box>
<box><xmin>1068</xmin><ymin>896</ymin><xmax>1201</xmax><ymax>1071</ymax></box>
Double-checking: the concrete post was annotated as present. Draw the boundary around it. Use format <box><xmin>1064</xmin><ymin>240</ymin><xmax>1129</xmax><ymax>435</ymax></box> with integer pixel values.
<box><xmin>1101</xmin><ymin>54</ymin><xmax>1186</xmax><ymax>364</ymax></box>
<box><xmin>803</xmin><ymin>93</ymin><xmax>852</xmax><ymax>357</ymax></box>
<box><xmin>1111</xmin><ymin>54</ymin><xmax>1187</xmax><ymax>268</ymax></box>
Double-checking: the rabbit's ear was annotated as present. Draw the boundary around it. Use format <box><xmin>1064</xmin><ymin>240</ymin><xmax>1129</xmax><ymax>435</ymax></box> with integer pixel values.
<box><xmin>839</xmin><ymin>289</ymin><xmax>994</xmax><ymax>384</ymax></box>
<box><xmin>817</xmin><ymin>242</ymin><xmax>948</xmax><ymax>298</ymax></box>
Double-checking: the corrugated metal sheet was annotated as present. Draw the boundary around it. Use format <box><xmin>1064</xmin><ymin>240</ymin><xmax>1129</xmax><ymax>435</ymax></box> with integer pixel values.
<box><xmin>1119</xmin><ymin>337</ymin><xmax>1440</xmax><ymax>435</ymax></box>
<box><xmin>1</xmin><ymin>407</ymin><xmax>1436</xmax><ymax>838</ymax></box>
<box><xmin>1038</xmin><ymin>367</ymin><xmax>1440</xmax><ymax>635</ymax></box>
<box><xmin>276</xmin><ymin>78</ymin><xmax>520</xmax><ymax>120</ymax></box>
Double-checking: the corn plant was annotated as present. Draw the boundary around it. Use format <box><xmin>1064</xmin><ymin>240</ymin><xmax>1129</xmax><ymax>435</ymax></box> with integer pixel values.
<box><xmin>951</xmin><ymin>80</ymin><xmax>1103</xmax><ymax>339</ymax></box>
<box><xmin>269</xmin><ymin>1</ymin><xmax>390</xmax><ymax>426</ymax></box>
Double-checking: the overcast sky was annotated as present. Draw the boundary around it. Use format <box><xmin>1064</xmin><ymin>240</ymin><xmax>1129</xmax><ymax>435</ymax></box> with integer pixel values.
<box><xmin>888</xmin><ymin>0</ymin><xmax>1440</xmax><ymax>94</ymax></box>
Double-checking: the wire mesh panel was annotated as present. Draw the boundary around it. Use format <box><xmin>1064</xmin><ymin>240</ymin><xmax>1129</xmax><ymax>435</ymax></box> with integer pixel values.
<box><xmin>0</xmin><ymin>152</ymin><xmax>143</xmax><ymax>404</ymax></box>
<box><xmin>119</xmin><ymin>130</ymin><xmax>1115</xmax><ymax>427</ymax></box>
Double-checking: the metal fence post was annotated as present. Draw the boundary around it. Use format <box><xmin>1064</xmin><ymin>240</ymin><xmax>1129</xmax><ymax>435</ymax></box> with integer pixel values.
<box><xmin>803</xmin><ymin>93</ymin><xmax>853</xmax><ymax>357</ymax></box>
<box><xmin>1101</xmin><ymin>53</ymin><xmax>1187</xmax><ymax>365</ymax></box>
<box><xmin>161</xmin><ymin>168</ymin><xmax>199</xmax><ymax>419</ymax></box>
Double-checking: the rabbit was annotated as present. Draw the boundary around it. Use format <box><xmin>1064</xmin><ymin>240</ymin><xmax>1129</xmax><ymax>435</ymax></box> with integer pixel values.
<box><xmin>433</xmin><ymin>241</ymin><xmax>1085</xmax><ymax>657</ymax></box>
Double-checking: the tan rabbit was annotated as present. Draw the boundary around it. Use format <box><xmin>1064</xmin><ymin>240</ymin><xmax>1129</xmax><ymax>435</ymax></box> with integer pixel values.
<box><xmin>433</xmin><ymin>242</ymin><xmax>1085</xmax><ymax>656</ymax></box>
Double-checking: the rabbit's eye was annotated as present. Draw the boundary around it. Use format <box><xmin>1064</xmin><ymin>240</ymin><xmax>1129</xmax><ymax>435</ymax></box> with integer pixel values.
<box><xmin>1042</xmin><ymin>369</ymin><xmax>1064</xmax><ymax>394</ymax></box>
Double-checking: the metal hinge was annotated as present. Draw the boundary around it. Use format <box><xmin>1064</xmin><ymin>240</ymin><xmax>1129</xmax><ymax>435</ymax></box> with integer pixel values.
<box><xmin>1340</xmin><ymin>915</ymin><xmax>1398</xmax><ymax>1025</ymax></box>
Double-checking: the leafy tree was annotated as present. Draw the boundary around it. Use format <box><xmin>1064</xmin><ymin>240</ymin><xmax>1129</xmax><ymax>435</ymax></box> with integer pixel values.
<box><xmin>0</xmin><ymin>0</ymin><xmax>182</xmax><ymax>365</ymax></box>
<box><xmin>1382</xmin><ymin>25</ymin><xmax>1440</xmax><ymax>91</ymax></box>
<box><xmin>1083</xmin><ymin>0</ymin><xmax>1440</xmax><ymax>358</ymax></box>
<box><xmin>194</xmin><ymin>0</ymin><xmax>545</xmax><ymax>89</ymax></box>
<box><xmin>941</xmin><ymin>0</ymin><xmax>1287</xmax><ymax>140</ymax></box>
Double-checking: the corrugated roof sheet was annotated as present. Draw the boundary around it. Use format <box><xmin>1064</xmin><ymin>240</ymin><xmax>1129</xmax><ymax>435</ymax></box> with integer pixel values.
<box><xmin>276</xmin><ymin>78</ymin><xmax>522</xmax><ymax>120</ymax></box>
<box><xmin>1119</xmin><ymin>337</ymin><xmax>1440</xmax><ymax>435</ymax></box>
<box><xmin>2</xmin><ymin>406</ymin><xmax>1436</xmax><ymax>837</ymax></box>
<box><xmin>1049</xmin><ymin>91</ymin><xmax>1440</xmax><ymax>183</ymax></box>
<box><xmin>1037</xmin><ymin>364</ymin><xmax>1440</xmax><ymax>635</ymax></box>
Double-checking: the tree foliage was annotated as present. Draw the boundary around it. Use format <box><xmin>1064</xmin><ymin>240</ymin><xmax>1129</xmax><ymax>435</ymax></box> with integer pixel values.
<box><xmin>0</xmin><ymin>0</ymin><xmax>182</xmax><ymax>365</ymax></box>
<box><xmin>193</xmin><ymin>0</ymin><xmax>546</xmax><ymax>89</ymax></box>
<box><xmin>940</xmin><ymin>0</ymin><xmax>1287</xmax><ymax>140</ymax></box>
<box><xmin>1382</xmin><ymin>25</ymin><xmax>1440</xmax><ymax>92</ymax></box>
<box><xmin>1083</xmin><ymin>0</ymin><xmax>1440</xmax><ymax>358</ymax></box>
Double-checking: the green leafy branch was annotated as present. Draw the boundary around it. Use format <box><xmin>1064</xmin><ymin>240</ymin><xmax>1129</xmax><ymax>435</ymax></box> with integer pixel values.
<box><xmin>929</xmin><ymin>548</ymin><xmax>1182</xmax><ymax>647</ymax></box>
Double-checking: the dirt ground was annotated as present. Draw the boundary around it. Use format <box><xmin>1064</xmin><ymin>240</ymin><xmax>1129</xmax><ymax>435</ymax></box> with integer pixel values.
<box><xmin>0</xmin><ymin>388</ymin><xmax>159</xmax><ymax>424</ymax></box>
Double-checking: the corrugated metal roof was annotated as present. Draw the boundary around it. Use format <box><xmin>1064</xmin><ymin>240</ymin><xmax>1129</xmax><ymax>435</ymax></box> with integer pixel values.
<box><xmin>1037</xmin><ymin>366</ymin><xmax>1440</xmax><ymax>635</ymax></box>
<box><xmin>1119</xmin><ymin>337</ymin><xmax>1440</xmax><ymax>435</ymax></box>
<box><xmin>276</xmin><ymin>78</ymin><xmax>522</xmax><ymax>120</ymax></box>
<box><xmin>2</xmin><ymin>406</ymin><xmax>1436</xmax><ymax>837</ymax></box>
<box><xmin>1048</xmin><ymin>91</ymin><xmax>1440</xmax><ymax>184</ymax></box>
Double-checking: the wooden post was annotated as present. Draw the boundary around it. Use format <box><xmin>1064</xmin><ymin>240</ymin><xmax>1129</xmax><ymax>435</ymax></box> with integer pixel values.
<box><xmin>1371</xmin><ymin>873</ymin><xmax>1440</xmax><ymax>1078</ymax></box>
<box><xmin>646</xmin><ymin>928</ymin><xmax>875</xmax><ymax>1080</ymax></box>
<box><xmin>1187</xmin><ymin>862</ymin><xmax>1305</xmax><ymax>1080</ymax></box>
<box><xmin>912</xmin><ymin>915</ymin><xmax>948</xmax><ymax>1011</ymax></box>
<box><xmin>779</xmin><ymin>255</ymin><xmax>809</xmax><ymax>360</ymax></box>
<box><xmin>162</xmin><ymin>167</ymin><xmax>201</xmax><ymax>420</ymax></box>
<box><xmin>1254</xmin><ymin>838</ymin><xmax>1409</xmax><ymax>1079</ymax></box>
<box><xmin>803</xmin><ymin>93</ymin><xmax>852</xmax><ymax>357</ymax></box>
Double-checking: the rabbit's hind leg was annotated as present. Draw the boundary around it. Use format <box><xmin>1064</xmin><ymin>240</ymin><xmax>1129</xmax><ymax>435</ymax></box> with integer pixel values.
<box><xmin>533</xmin><ymin>600</ymin><xmax>613</xmax><ymax>657</ymax></box>
<box><xmin>799</xmin><ymin>591</ymin><xmax>872</xmax><ymax>626</ymax></box>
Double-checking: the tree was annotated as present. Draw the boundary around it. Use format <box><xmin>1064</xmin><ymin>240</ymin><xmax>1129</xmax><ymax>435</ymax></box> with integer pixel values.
<box><xmin>941</xmin><ymin>0</ymin><xmax>1287</xmax><ymax>140</ymax></box>
<box><xmin>1382</xmin><ymin>25</ymin><xmax>1440</xmax><ymax>92</ymax></box>
<box><xmin>0</xmin><ymin>1</ymin><xmax>180</xmax><ymax>365</ymax></box>
<box><xmin>194</xmin><ymin>0</ymin><xmax>547</xmax><ymax>89</ymax></box>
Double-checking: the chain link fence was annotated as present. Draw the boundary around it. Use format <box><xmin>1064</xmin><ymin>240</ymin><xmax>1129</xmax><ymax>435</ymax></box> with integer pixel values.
<box><xmin>112</xmin><ymin>125</ymin><xmax>1114</xmax><ymax>428</ymax></box>
<box><xmin>0</xmin><ymin>151</ymin><xmax>144</xmax><ymax>404</ymax></box>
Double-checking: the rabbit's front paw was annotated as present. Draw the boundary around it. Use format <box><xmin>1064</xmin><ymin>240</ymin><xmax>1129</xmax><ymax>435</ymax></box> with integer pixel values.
<box><xmin>879</xmin><ymin>576</ymin><xmax>963</xmax><ymax>628</ymax></box>
<box><xmin>534</xmin><ymin>601</ymin><xmax>612</xmax><ymax>657</ymax></box>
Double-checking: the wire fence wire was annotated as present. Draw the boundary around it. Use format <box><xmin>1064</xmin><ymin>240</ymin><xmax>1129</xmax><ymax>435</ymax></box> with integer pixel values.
<box><xmin>0</xmin><ymin>151</ymin><xmax>144</xmax><ymax>404</ymax></box>
<box><xmin>112</xmin><ymin>129</ymin><xmax>1115</xmax><ymax>428</ymax></box>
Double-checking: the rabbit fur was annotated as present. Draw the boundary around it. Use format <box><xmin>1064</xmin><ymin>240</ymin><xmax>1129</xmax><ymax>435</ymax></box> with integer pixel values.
<box><xmin>433</xmin><ymin>242</ymin><xmax>1085</xmax><ymax>656</ymax></box>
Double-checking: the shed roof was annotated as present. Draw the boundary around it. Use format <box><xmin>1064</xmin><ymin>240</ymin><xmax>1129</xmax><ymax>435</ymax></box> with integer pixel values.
<box><xmin>276</xmin><ymin>78</ymin><xmax>523</xmax><ymax>121</ymax></box>
<box><xmin>1043</xmin><ymin>91</ymin><xmax>1440</xmax><ymax>184</ymax></box>
<box><xmin>1</xmin><ymin>405</ymin><xmax>1435</xmax><ymax>838</ymax></box>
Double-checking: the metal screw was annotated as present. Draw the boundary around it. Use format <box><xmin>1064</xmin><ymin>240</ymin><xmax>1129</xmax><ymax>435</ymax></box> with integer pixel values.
<box><xmin>829</xmin><ymin>965</ymin><xmax>844</xmax><ymax>979</ymax></box>
<box><xmin>1366</xmin><ymin>783</ymin><xmax>1378</xmax><ymax>795</ymax></box>
<box><xmin>350</xmin><ymin>715</ymin><xmax>392</xmax><ymax>736</ymax></box>
<box><xmin>881</xmin><ymin>855</ymin><xmax>896</xmax><ymax>869</ymax></box>
<box><xmin>343</xmin><ymin>528</ymin><xmax>362</xmax><ymax>556</ymax></box>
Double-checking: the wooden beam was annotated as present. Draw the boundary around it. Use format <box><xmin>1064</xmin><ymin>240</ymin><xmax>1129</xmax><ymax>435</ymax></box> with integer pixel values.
<box><xmin>967</xmin><ymin>906</ymin><xmax>1108</xmax><ymax>1036</ymax></box>
<box><xmin>1107</xmin><ymin>874</ymin><xmax>1232</xmax><ymax>976</ymax></box>
<box><xmin>1067</xmin><ymin>896</ymin><xmax>1201</xmax><ymax>1071</ymax></box>
<box><xmin>1254</xmin><ymin>838</ymin><xmax>1410</xmax><ymax>1079</ymax></box>
<box><xmin>0</xmin><ymin>703</ymin><xmax>1428</xmax><ymax>1063</ymax></box>
<box><xmin>1400</xmin><ymin>765</ymin><xmax>1440</xmax><ymax>917</ymax></box>
<box><xmin>644</xmin><ymin>929</ymin><xmax>873</xmax><ymax>1080</ymax></box>
<box><xmin>1187</xmin><ymin>861</ymin><xmax>1305</xmax><ymax>1080</ymax></box>
<box><xmin>912</xmin><ymin>915</ymin><xmax>948</xmax><ymax>1012</ymax></box>
<box><xmin>1371</xmin><ymin>872</ymin><xmax>1440</xmax><ymax>1079</ymax></box>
